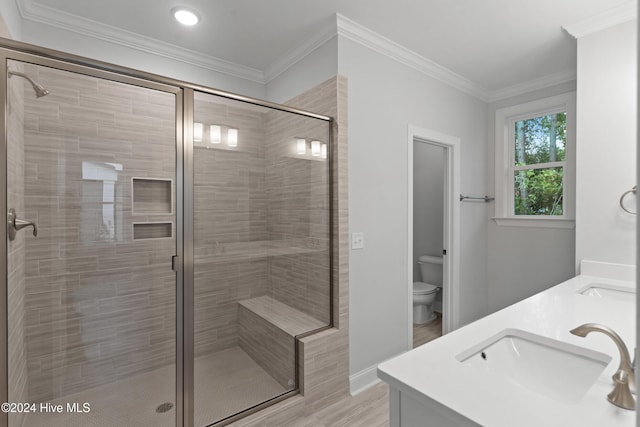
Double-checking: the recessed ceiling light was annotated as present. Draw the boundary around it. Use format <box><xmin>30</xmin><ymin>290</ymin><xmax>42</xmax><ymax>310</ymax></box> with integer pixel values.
<box><xmin>172</xmin><ymin>7</ymin><xmax>199</xmax><ymax>26</ymax></box>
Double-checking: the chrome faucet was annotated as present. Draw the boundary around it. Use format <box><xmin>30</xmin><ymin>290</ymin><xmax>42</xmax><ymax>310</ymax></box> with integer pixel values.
<box><xmin>570</xmin><ymin>323</ymin><xmax>636</xmax><ymax>410</ymax></box>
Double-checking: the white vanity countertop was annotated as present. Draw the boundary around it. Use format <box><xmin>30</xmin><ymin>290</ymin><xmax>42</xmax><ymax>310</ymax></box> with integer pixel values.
<box><xmin>377</xmin><ymin>273</ymin><xmax>636</xmax><ymax>427</ymax></box>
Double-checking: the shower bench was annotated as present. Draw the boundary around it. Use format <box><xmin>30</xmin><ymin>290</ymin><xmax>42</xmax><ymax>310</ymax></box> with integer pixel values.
<box><xmin>238</xmin><ymin>296</ymin><xmax>326</xmax><ymax>388</ymax></box>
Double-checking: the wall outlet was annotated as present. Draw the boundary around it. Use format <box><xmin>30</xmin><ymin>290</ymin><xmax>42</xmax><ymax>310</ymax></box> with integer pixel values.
<box><xmin>351</xmin><ymin>232</ymin><xmax>364</xmax><ymax>250</ymax></box>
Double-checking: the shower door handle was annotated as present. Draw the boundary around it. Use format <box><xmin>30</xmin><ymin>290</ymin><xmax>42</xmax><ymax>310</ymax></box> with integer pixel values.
<box><xmin>7</xmin><ymin>208</ymin><xmax>38</xmax><ymax>241</ymax></box>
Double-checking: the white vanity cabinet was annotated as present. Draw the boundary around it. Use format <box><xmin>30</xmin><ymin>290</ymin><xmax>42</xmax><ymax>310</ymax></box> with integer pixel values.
<box><xmin>387</xmin><ymin>387</ymin><xmax>480</xmax><ymax>427</ymax></box>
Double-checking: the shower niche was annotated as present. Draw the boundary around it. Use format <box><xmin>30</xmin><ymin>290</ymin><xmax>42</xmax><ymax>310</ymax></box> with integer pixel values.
<box><xmin>132</xmin><ymin>178</ymin><xmax>174</xmax><ymax>240</ymax></box>
<box><xmin>3</xmin><ymin>52</ymin><xmax>332</xmax><ymax>427</ymax></box>
<box><xmin>133</xmin><ymin>222</ymin><xmax>173</xmax><ymax>240</ymax></box>
<box><xmin>132</xmin><ymin>177</ymin><xmax>173</xmax><ymax>214</ymax></box>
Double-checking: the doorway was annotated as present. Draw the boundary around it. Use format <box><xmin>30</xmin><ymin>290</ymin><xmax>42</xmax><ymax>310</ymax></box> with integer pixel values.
<box><xmin>407</xmin><ymin>126</ymin><xmax>460</xmax><ymax>349</ymax></box>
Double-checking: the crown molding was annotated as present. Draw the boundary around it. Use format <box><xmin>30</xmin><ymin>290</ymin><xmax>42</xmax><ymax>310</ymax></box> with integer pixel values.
<box><xmin>487</xmin><ymin>69</ymin><xmax>577</xmax><ymax>103</ymax></box>
<box><xmin>14</xmin><ymin>1</ymin><xmax>581</xmax><ymax>101</ymax></box>
<box><xmin>563</xmin><ymin>0</ymin><xmax>637</xmax><ymax>39</ymax></box>
<box><xmin>15</xmin><ymin>0</ymin><xmax>265</xmax><ymax>83</ymax></box>
<box><xmin>335</xmin><ymin>13</ymin><xmax>491</xmax><ymax>101</ymax></box>
<box><xmin>333</xmin><ymin>13</ymin><xmax>575</xmax><ymax>102</ymax></box>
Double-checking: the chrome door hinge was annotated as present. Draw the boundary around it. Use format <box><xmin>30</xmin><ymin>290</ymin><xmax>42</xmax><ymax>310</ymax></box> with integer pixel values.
<box><xmin>172</xmin><ymin>255</ymin><xmax>180</xmax><ymax>272</ymax></box>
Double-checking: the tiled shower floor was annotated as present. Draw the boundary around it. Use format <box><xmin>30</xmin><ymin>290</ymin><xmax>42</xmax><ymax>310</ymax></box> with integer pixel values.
<box><xmin>20</xmin><ymin>347</ymin><xmax>288</xmax><ymax>427</ymax></box>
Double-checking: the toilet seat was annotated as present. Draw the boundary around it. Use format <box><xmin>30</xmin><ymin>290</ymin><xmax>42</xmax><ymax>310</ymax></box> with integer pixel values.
<box><xmin>413</xmin><ymin>281</ymin><xmax>439</xmax><ymax>295</ymax></box>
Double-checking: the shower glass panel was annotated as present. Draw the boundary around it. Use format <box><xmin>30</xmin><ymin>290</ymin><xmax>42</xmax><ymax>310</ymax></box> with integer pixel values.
<box><xmin>192</xmin><ymin>91</ymin><xmax>331</xmax><ymax>425</ymax></box>
<box><xmin>6</xmin><ymin>59</ymin><xmax>178</xmax><ymax>427</ymax></box>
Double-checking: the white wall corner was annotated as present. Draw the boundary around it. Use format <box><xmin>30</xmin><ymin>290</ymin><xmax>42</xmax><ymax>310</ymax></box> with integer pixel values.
<box><xmin>349</xmin><ymin>365</ymin><xmax>381</xmax><ymax>396</ymax></box>
<box><xmin>263</xmin><ymin>17</ymin><xmax>337</xmax><ymax>83</ymax></box>
<box><xmin>562</xmin><ymin>0</ymin><xmax>638</xmax><ymax>39</ymax></box>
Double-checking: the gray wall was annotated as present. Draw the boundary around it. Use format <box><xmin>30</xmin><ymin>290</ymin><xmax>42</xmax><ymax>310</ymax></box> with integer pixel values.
<box><xmin>486</xmin><ymin>82</ymin><xmax>577</xmax><ymax>312</ymax></box>
<box><xmin>338</xmin><ymin>36</ymin><xmax>489</xmax><ymax>379</ymax></box>
<box><xmin>412</xmin><ymin>142</ymin><xmax>444</xmax><ymax>282</ymax></box>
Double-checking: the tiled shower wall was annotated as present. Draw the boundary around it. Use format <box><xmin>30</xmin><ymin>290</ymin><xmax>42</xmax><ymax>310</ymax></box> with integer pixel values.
<box><xmin>7</xmin><ymin>62</ymin><xmax>28</xmax><ymax>427</ymax></box>
<box><xmin>193</xmin><ymin>97</ymin><xmax>269</xmax><ymax>356</ymax></box>
<box><xmin>17</xmin><ymin>64</ymin><xmax>177</xmax><ymax>401</ymax></box>
<box><xmin>264</xmin><ymin>113</ymin><xmax>330</xmax><ymax>323</ymax></box>
<box><xmin>193</xmin><ymin>94</ymin><xmax>332</xmax><ymax>357</ymax></box>
<box><xmin>231</xmin><ymin>76</ymin><xmax>350</xmax><ymax>425</ymax></box>
<box><xmin>288</xmin><ymin>76</ymin><xmax>350</xmax><ymax>413</ymax></box>
<box><xmin>193</xmin><ymin>94</ymin><xmax>331</xmax><ymax>355</ymax></box>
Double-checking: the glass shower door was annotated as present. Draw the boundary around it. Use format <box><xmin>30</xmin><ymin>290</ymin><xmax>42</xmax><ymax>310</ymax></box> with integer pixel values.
<box><xmin>5</xmin><ymin>58</ymin><xmax>179</xmax><ymax>427</ymax></box>
<box><xmin>192</xmin><ymin>91</ymin><xmax>331</xmax><ymax>426</ymax></box>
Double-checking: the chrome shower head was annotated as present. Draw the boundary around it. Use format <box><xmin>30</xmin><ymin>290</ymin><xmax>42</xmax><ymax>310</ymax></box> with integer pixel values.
<box><xmin>32</xmin><ymin>82</ymin><xmax>49</xmax><ymax>98</ymax></box>
<box><xmin>8</xmin><ymin>70</ymin><xmax>50</xmax><ymax>98</ymax></box>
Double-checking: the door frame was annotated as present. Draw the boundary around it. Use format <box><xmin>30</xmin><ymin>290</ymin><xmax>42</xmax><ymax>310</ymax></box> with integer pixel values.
<box><xmin>0</xmin><ymin>48</ymin><xmax>185</xmax><ymax>427</ymax></box>
<box><xmin>407</xmin><ymin>125</ymin><xmax>460</xmax><ymax>347</ymax></box>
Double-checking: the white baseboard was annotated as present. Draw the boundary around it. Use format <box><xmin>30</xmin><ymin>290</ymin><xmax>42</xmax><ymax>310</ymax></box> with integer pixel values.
<box><xmin>349</xmin><ymin>365</ymin><xmax>381</xmax><ymax>395</ymax></box>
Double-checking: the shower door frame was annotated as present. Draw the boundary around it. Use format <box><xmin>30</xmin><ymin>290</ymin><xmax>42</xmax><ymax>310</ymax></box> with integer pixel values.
<box><xmin>0</xmin><ymin>42</ymin><xmax>186</xmax><ymax>427</ymax></box>
<box><xmin>0</xmin><ymin>37</ymin><xmax>334</xmax><ymax>427</ymax></box>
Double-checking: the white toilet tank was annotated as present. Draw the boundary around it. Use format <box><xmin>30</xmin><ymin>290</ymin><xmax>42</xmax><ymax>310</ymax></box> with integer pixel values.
<box><xmin>418</xmin><ymin>255</ymin><xmax>443</xmax><ymax>287</ymax></box>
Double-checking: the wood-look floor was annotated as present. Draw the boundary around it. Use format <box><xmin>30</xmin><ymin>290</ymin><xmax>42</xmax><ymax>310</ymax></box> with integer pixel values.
<box><xmin>413</xmin><ymin>312</ymin><xmax>443</xmax><ymax>348</ymax></box>
<box><xmin>281</xmin><ymin>382</ymin><xmax>390</xmax><ymax>427</ymax></box>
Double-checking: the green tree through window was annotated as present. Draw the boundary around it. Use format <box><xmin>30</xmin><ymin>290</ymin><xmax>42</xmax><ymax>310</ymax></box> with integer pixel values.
<box><xmin>513</xmin><ymin>112</ymin><xmax>566</xmax><ymax>215</ymax></box>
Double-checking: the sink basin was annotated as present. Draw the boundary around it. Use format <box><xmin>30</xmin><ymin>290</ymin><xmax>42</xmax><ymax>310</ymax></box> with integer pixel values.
<box><xmin>578</xmin><ymin>283</ymin><xmax>635</xmax><ymax>303</ymax></box>
<box><xmin>456</xmin><ymin>329</ymin><xmax>611</xmax><ymax>404</ymax></box>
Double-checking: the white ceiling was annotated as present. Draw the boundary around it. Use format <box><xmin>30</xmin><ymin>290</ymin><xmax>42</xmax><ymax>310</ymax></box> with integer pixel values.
<box><xmin>22</xmin><ymin>0</ymin><xmax>635</xmax><ymax>94</ymax></box>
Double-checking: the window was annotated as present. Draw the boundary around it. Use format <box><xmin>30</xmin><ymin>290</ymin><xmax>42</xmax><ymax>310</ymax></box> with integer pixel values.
<box><xmin>494</xmin><ymin>93</ymin><xmax>575</xmax><ymax>228</ymax></box>
<box><xmin>512</xmin><ymin>112</ymin><xmax>566</xmax><ymax>215</ymax></box>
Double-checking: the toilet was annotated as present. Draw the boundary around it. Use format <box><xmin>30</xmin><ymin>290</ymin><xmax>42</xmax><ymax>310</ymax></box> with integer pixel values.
<box><xmin>413</xmin><ymin>255</ymin><xmax>443</xmax><ymax>324</ymax></box>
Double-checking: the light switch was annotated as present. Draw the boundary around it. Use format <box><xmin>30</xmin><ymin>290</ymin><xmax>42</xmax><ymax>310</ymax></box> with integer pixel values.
<box><xmin>351</xmin><ymin>232</ymin><xmax>364</xmax><ymax>249</ymax></box>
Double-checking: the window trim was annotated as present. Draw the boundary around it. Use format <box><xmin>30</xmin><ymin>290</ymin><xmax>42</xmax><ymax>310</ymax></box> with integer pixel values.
<box><xmin>493</xmin><ymin>93</ymin><xmax>576</xmax><ymax>228</ymax></box>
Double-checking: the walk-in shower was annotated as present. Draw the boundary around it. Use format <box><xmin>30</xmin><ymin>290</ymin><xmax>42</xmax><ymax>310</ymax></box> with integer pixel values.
<box><xmin>2</xmin><ymin>40</ymin><xmax>332</xmax><ymax>427</ymax></box>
